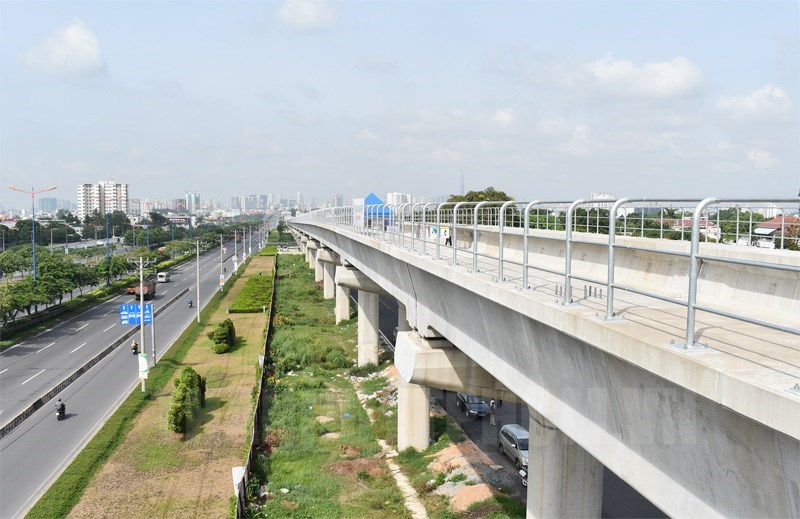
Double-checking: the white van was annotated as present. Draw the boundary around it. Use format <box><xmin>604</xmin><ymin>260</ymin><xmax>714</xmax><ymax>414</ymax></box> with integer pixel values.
<box><xmin>157</xmin><ymin>272</ymin><xmax>170</xmax><ymax>283</ymax></box>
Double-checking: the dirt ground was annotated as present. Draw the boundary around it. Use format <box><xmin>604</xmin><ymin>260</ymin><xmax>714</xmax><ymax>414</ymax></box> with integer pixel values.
<box><xmin>67</xmin><ymin>256</ymin><xmax>274</xmax><ymax>519</ymax></box>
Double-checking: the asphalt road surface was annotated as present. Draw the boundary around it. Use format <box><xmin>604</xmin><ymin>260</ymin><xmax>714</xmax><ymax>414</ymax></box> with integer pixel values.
<box><xmin>0</xmin><ymin>236</ymin><xmax>260</xmax><ymax>518</ymax></box>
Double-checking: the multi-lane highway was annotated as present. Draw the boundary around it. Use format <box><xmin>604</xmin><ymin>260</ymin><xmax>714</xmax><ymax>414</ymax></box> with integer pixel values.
<box><xmin>0</xmin><ymin>236</ymin><xmax>259</xmax><ymax>518</ymax></box>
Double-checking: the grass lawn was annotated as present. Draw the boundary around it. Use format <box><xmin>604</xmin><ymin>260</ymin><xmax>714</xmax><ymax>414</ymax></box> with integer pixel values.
<box><xmin>63</xmin><ymin>255</ymin><xmax>275</xmax><ymax>518</ymax></box>
<box><xmin>248</xmin><ymin>254</ymin><xmax>411</xmax><ymax>518</ymax></box>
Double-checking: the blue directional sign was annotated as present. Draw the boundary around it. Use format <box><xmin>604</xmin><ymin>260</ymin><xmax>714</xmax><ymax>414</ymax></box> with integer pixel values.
<box><xmin>120</xmin><ymin>303</ymin><xmax>153</xmax><ymax>325</ymax></box>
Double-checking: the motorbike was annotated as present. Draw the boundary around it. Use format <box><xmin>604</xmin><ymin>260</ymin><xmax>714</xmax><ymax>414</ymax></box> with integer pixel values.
<box><xmin>56</xmin><ymin>404</ymin><xmax>66</xmax><ymax>421</ymax></box>
<box><xmin>131</xmin><ymin>342</ymin><xmax>139</xmax><ymax>355</ymax></box>
<box><xmin>519</xmin><ymin>466</ymin><xmax>528</xmax><ymax>487</ymax></box>
<box><xmin>188</xmin><ymin>299</ymin><xmax>193</xmax><ymax>308</ymax></box>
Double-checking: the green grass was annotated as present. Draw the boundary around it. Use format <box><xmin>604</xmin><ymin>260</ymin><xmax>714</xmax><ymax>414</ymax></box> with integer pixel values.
<box><xmin>360</xmin><ymin>376</ymin><xmax>389</xmax><ymax>395</ymax></box>
<box><xmin>26</xmin><ymin>280</ymin><xmax>230</xmax><ymax>519</ymax></box>
<box><xmin>230</xmin><ymin>274</ymin><xmax>273</xmax><ymax>313</ymax></box>
<box><xmin>249</xmin><ymin>254</ymin><xmax>409</xmax><ymax>518</ymax></box>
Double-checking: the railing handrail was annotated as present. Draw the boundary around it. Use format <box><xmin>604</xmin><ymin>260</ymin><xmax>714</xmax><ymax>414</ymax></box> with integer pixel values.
<box><xmin>291</xmin><ymin>197</ymin><xmax>800</xmax><ymax>345</ymax></box>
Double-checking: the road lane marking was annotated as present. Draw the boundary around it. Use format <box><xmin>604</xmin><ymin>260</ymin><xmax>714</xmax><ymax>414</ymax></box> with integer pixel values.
<box><xmin>21</xmin><ymin>369</ymin><xmax>46</xmax><ymax>385</ymax></box>
<box><xmin>76</xmin><ymin>323</ymin><xmax>90</xmax><ymax>331</ymax></box>
<box><xmin>103</xmin><ymin>324</ymin><xmax>116</xmax><ymax>332</ymax></box>
<box><xmin>0</xmin><ymin>368</ymin><xmax>8</xmax><ymax>375</ymax></box>
<box><xmin>70</xmin><ymin>342</ymin><xmax>88</xmax><ymax>353</ymax></box>
<box><xmin>162</xmin><ymin>291</ymin><xmax>169</xmax><ymax>295</ymax></box>
<box><xmin>36</xmin><ymin>342</ymin><xmax>56</xmax><ymax>353</ymax></box>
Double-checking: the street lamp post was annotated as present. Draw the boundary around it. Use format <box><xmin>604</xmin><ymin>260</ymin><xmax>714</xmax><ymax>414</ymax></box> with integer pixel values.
<box><xmin>8</xmin><ymin>185</ymin><xmax>57</xmax><ymax>282</ymax></box>
<box><xmin>105</xmin><ymin>211</ymin><xmax>111</xmax><ymax>285</ymax></box>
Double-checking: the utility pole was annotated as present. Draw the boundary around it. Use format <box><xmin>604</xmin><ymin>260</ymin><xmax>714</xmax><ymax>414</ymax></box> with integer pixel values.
<box><xmin>105</xmin><ymin>211</ymin><xmax>110</xmax><ymax>285</ymax></box>
<box><xmin>195</xmin><ymin>241</ymin><xmax>201</xmax><ymax>323</ymax></box>
<box><xmin>220</xmin><ymin>234</ymin><xmax>223</xmax><ymax>275</ymax></box>
<box><xmin>139</xmin><ymin>257</ymin><xmax>146</xmax><ymax>391</ymax></box>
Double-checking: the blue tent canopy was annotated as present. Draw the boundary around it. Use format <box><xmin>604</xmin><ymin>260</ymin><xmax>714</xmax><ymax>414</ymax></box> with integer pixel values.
<box><xmin>364</xmin><ymin>193</ymin><xmax>391</xmax><ymax>217</ymax></box>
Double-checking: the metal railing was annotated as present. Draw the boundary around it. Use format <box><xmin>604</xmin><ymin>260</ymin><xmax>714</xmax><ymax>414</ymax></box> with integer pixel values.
<box><xmin>292</xmin><ymin>197</ymin><xmax>800</xmax><ymax>349</ymax></box>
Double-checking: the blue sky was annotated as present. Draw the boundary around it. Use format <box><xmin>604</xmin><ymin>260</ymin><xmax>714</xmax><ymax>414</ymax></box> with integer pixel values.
<box><xmin>1</xmin><ymin>0</ymin><xmax>798</xmax><ymax>208</ymax></box>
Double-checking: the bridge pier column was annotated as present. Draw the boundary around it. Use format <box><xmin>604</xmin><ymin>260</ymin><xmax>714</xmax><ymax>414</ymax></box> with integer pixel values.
<box><xmin>314</xmin><ymin>250</ymin><xmax>324</xmax><ymax>283</ymax></box>
<box><xmin>322</xmin><ymin>262</ymin><xmax>335</xmax><ymax>299</ymax></box>
<box><xmin>357</xmin><ymin>290</ymin><xmax>379</xmax><ymax>366</ymax></box>
<box><xmin>527</xmin><ymin>407</ymin><xmax>602</xmax><ymax>519</ymax></box>
<box><xmin>335</xmin><ymin>283</ymin><xmax>350</xmax><ymax>323</ymax></box>
<box><xmin>305</xmin><ymin>240</ymin><xmax>318</xmax><ymax>266</ymax></box>
<box><xmin>397</xmin><ymin>377</ymin><xmax>430</xmax><ymax>452</ymax></box>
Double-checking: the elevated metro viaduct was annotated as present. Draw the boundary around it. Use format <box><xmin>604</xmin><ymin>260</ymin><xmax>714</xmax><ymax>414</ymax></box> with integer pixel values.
<box><xmin>290</xmin><ymin>198</ymin><xmax>799</xmax><ymax>519</ymax></box>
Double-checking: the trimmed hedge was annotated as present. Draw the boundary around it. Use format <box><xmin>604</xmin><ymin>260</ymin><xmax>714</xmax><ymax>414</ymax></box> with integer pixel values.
<box><xmin>166</xmin><ymin>366</ymin><xmax>206</xmax><ymax>434</ymax></box>
<box><xmin>206</xmin><ymin>318</ymin><xmax>235</xmax><ymax>353</ymax></box>
<box><xmin>229</xmin><ymin>275</ymin><xmax>273</xmax><ymax>313</ymax></box>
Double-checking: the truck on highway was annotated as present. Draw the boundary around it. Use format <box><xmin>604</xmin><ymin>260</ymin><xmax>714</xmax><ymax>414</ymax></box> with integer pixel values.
<box><xmin>127</xmin><ymin>278</ymin><xmax>157</xmax><ymax>300</ymax></box>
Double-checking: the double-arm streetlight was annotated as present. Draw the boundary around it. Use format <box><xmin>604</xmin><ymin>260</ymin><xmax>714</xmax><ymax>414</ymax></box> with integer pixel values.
<box><xmin>8</xmin><ymin>185</ymin><xmax>58</xmax><ymax>282</ymax></box>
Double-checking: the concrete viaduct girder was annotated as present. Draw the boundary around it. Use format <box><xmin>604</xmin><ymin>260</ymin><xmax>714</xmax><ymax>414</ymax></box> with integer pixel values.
<box><xmin>290</xmin><ymin>223</ymin><xmax>800</xmax><ymax>519</ymax></box>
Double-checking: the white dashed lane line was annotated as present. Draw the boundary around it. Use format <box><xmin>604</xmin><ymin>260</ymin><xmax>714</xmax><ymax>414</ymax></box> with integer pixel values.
<box><xmin>21</xmin><ymin>369</ymin><xmax>46</xmax><ymax>385</ymax></box>
<box><xmin>76</xmin><ymin>323</ymin><xmax>89</xmax><ymax>332</ymax></box>
<box><xmin>103</xmin><ymin>324</ymin><xmax>116</xmax><ymax>332</ymax></box>
<box><xmin>35</xmin><ymin>342</ymin><xmax>56</xmax><ymax>354</ymax></box>
<box><xmin>70</xmin><ymin>342</ymin><xmax>88</xmax><ymax>354</ymax></box>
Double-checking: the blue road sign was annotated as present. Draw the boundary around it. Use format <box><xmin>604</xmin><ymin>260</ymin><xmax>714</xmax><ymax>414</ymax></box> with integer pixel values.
<box><xmin>120</xmin><ymin>303</ymin><xmax>153</xmax><ymax>325</ymax></box>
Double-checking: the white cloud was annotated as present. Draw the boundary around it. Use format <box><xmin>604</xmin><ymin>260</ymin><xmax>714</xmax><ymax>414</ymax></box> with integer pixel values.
<box><xmin>585</xmin><ymin>56</ymin><xmax>703</xmax><ymax>98</ymax></box>
<box><xmin>356</xmin><ymin>129</ymin><xmax>378</xmax><ymax>142</ymax></box>
<box><xmin>127</xmin><ymin>146</ymin><xmax>143</xmax><ymax>160</ymax></box>
<box><xmin>559</xmin><ymin>124</ymin><xmax>597</xmax><ymax>156</ymax></box>
<box><xmin>22</xmin><ymin>20</ymin><xmax>105</xmax><ymax>78</ymax></box>
<box><xmin>431</xmin><ymin>148</ymin><xmax>463</xmax><ymax>162</ymax></box>
<box><xmin>493</xmin><ymin>109</ymin><xmax>514</xmax><ymax>127</ymax></box>
<box><xmin>279</xmin><ymin>0</ymin><xmax>336</xmax><ymax>30</ymax></box>
<box><xmin>717</xmin><ymin>85</ymin><xmax>795</xmax><ymax>122</ymax></box>
<box><xmin>539</xmin><ymin>118</ymin><xmax>570</xmax><ymax>136</ymax></box>
<box><xmin>746</xmin><ymin>149</ymin><xmax>779</xmax><ymax>170</ymax></box>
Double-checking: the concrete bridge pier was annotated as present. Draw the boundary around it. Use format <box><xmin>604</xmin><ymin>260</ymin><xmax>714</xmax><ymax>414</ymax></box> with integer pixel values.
<box><xmin>317</xmin><ymin>248</ymin><xmax>340</xmax><ymax>300</ymax></box>
<box><xmin>527</xmin><ymin>407</ymin><xmax>603</xmax><ymax>519</ymax></box>
<box><xmin>299</xmin><ymin>235</ymin><xmax>308</xmax><ymax>254</ymax></box>
<box><xmin>305</xmin><ymin>239</ymin><xmax>318</xmax><ymax>266</ymax></box>
<box><xmin>395</xmin><ymin>331</ymin><xmax>521</xmax><ymax>452</ymax></box>
<box><xmin>333</xmin><ymin>264</ymin><xmax>352</xmax><ymax>323</ymax></box>
<box><xmin>335</xmin><ymin>266</ymin><xmax>387</xmax><ymax>366</ymax></box>
<box><xmin>398</xmin><ymin>377</ymin><xmax>430</xmax><ymax>452</ymax></box>
<box><xmin>356</xmin><ymin>291</ymin><xmax>379</xmax><ymax>366</ymax></box>
<box><xmin>313</xmin><ymin>250</ymin><xmax>324</xmax><ymax>283</ymax></box>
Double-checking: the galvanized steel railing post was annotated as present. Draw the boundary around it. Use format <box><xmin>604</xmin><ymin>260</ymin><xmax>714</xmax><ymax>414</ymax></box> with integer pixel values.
<box><xmin>472</xmin><ymin>202</ymin><xmax>489</xmax><ymax>272</ymax></box>
<box><xmin>498</xmin><ymin>201</ymin><xmax>516</xmax><ymax>282</ymax></box>
<box><xmin>685</xmin><ymin>197</ymin><xmax>716</xmax><ymax>348</ymax></box>
<box><xmin>522</xmin><ymin>201</ymin><xmax>539</xmax><ymax>289</ymax></box>
<box><xmin>452</xmin><ymin>202</ymin><xmax>467</xmax><ymax>266</ymax></box>
<box><xmin>564</xmin><ymin>199</ymin><xmax>585</xmax><ymax>304</ymax></box>
<box><xmin>607</xmin><ymin>198</ymin><xmax>628</xmax><ymax>319</ymax></box>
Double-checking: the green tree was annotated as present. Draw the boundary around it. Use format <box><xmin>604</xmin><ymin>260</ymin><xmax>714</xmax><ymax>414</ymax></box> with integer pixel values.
<box><xmin>447</xmin><ymin>186</ymin><xmax>514</xmax><ymax>203</ymax></box>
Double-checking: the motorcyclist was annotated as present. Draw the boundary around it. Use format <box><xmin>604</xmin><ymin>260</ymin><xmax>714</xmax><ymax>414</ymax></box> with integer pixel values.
<box><xmin>131</xmin><ymin>340</ymin><xmax>139</xmax><ymax>354</ymax></box>
<box><xmin>188</xmin><ymin>298</ymin><xmax>193</xmax><ymax>308</ymax></box>
<box><xmin>55</xmin><ymin>398</ymin><xmax>66</xmax><ymax>418</ymax></box>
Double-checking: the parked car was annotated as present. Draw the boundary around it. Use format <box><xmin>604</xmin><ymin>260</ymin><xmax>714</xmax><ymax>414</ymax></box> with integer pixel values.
<box><xmin>456</xmin><ymin>393</ymin><xmax>490</xmax><ymax>418</ymax></box>
<box><xmin>498</xmin><ymin>423</ymin><xmax>529</xmax><ymax>469</ymax></box>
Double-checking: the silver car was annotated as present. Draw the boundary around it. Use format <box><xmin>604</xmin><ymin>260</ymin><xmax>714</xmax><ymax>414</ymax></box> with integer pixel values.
<box><xmin>498</xmin><ymin>423</ymin><xmax>529</xmax><ymax>469</ymax></box>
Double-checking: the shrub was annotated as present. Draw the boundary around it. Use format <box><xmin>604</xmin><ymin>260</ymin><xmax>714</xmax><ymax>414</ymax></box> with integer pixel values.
<box><xmin>230</xmin><ymin>275</ymin><xmax>273</xmax><ymax>313</ymax></box>
<box><xmin>206</xmin><ymin>318</ymin><xmax>235</xmax><ymax>353</ymax></box>
<box><xmin>167</xmin><ymin>366</ymin><xmax>206</xmax><ymax>433</ymax></box>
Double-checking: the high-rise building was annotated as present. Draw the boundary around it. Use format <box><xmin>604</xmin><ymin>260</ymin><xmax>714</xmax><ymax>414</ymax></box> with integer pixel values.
<box><xmin>185</xmin><ymin>192</ymin><xmax>199</xmax><ymax>214</ymax></box>
<box><xmin>386</xmin><ymin>192</ymin><xmax>411</xmax><ymax>205</ymax></box>
<box><xmin>333</xmin><ymin>194</ymin><xmax>344</xmax><ymax>207</ymax></box>
<box><xmin>76</xmin><ymin>180</ymin><xmax>129</xmax><ymax>220</ymax></box>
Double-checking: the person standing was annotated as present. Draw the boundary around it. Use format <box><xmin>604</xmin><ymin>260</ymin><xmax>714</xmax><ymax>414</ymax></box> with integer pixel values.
<box><xmin>489</xmin><ymin>398</ymin><xmax>497</xmax><ymax>426</ymax></box>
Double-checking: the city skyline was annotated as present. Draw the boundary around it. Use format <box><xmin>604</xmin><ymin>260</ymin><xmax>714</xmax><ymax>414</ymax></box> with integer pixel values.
<box><xmin>1</xmin><ymin>0</ymin><xmax>798</xmax><ymax>209</ymax></box>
